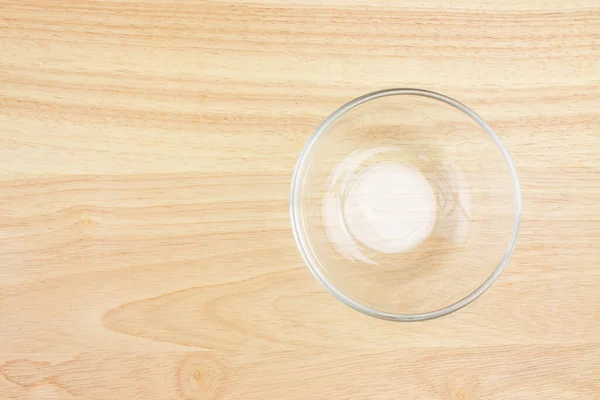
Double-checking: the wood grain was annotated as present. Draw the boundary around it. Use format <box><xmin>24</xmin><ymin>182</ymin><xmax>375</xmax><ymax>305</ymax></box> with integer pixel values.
<box><xmin>1</xmin><ymin>0</ymin><xmax>599</xmax><ymax>398</ymax></box>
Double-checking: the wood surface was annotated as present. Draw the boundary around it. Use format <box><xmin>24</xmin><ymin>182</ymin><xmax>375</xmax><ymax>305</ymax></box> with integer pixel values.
<box><xmin>1</xmin><ymin>0</ymin><xmax>599</xmax><ymax>398</ymax></box>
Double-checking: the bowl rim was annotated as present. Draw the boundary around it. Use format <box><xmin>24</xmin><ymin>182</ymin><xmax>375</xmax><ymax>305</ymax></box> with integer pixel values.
<box><xmin>290</xmin><ymin>88</ymin><xmax>522</xmax><ymax>322</ymax></box>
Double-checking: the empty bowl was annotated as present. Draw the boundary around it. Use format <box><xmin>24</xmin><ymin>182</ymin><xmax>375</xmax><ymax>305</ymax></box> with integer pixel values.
<box><xmin>290</xmin><ymin>89</ymin><xmax>521</xmax><ymax>321</ymax></box>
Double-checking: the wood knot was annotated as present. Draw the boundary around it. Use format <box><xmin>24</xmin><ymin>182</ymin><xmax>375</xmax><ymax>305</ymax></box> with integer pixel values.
<box><xmin>177</xmin><ymin>355</ymin><xmax>224</xmax><ymax>399</ymax></box>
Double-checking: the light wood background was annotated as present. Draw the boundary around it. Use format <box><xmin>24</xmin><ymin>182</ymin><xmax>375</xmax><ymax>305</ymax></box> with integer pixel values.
<box><xmin>1</xmin><ymin>0</ymin><xmax>599</xmax><ymax>399</ymax></box>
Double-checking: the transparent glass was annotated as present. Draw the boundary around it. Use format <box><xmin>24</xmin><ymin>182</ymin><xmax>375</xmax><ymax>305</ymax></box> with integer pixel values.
<box><xmin>290</xmin><ymin>89</ymin><xmax>522</xmax><ymax>321</ymax></box>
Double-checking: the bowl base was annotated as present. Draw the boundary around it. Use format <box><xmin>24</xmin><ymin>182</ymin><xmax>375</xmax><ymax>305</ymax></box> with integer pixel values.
<box><xmin>344</xmin><ymin>162</ymin><xmax>436</xmax><ymax>254</ymax></box>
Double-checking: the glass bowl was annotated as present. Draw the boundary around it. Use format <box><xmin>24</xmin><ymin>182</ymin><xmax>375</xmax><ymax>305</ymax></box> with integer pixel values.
<box><xmin>290</xmin><ymin>89</ymin><xmax>521</xmax><ymax>321</ymax></box>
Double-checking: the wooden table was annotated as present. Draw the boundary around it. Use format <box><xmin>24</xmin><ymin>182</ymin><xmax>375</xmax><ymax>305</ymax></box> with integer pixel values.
<box><xmin>1</xmin><ymin>1</ymin><xmax>599</xmax><ymax>398</ymax></box>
